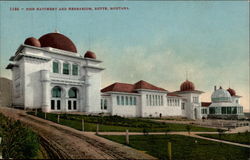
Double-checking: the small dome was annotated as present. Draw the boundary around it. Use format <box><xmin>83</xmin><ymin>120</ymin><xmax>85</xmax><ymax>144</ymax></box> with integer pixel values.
<box><xmin>84</xmin><ymin>51</ymin><xmax>96</xmax><ymax>59</ymax></box>
<box><xmin>39</xmin><ymin>33</ymin><xmax>77</xmax><ymax>53</ymax></box>
<box><xmin>211</xmin><ymin>86</ymin><xmax>232</xmax><ymax>103</ymax></box>
<box><xmin>227</xmin><ymin>88</ymin><xmax>236</xmax><ymax>96</ymax></box>
<box><xmin>24</xmin><ymin>37</ymin><xmax>41</xmax><ymax>47</ymax></box>
<box><xmin>180</xmin><ymin>80</ymin><xmax>195</xmax><ymax>91</ymax></box>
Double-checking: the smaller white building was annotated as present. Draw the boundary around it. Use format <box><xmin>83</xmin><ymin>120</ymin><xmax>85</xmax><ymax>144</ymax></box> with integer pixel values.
<box><xmin>207</xmin><ymin>86</ymin><xmax>244</xmax><ymax>119</ymax></box>
<box><xmin>101</xmin><ymin>80</ymin><xmax>205</xmax><ymax>119</ymax></box>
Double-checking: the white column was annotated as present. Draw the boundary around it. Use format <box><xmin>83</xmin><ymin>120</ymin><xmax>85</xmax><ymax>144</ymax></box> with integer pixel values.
<box><xmin>40</xmin><ymin>70</ymin><xmax>50</xmax><ymax>112</ymax></box>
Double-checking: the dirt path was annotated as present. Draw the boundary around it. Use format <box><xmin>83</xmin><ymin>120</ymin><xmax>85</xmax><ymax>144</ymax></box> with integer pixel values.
<box><xmin>0</xmin><ymin>107</ymin><xmax>156</xmax><ymax>159</ymax></box>
<box><xmin>97</xmin><ymin>131</ymin><xmax>250</xmax><ymax>148</ymax></box>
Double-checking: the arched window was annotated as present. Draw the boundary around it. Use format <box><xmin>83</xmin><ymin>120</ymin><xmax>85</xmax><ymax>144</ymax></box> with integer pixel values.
<box><xmin>53</xmin><ymin>61</ymin><xmax>59</xmax><ymax>73</ymax></box>
<box><xmin>117</xmin><ymin>96</ymin><xmax>120</xmax><ymax>105</ymax></box>
<box><xmin>52</xmin><ymin>86</ymin><xmax>61</xmax><ymax>98</ymax></box>
<box><xmin>68</xmin><ymin>88</ymin><xmax>77</xmax><ymax>98</ymax></box>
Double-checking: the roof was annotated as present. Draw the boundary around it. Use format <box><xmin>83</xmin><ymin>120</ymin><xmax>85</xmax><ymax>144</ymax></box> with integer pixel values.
<box><xmin>39</xmin><ymin>33</ymin><xmax>77</xmax><ymax>53</ymax></box>
<box><xmin>167</xmin><ymin>93</ymin><xmax>182</xmax><ymax>97</ymax></box>
<box><xmin>172</xmin><ymin>90</ymin><xmax>204</xmax><ymax>94</ymax></box>
<box><xmin>101</xmin><ymin>80</ymin><xmax>167</xmax><ymax>93</ymax></box>
<box><xmin>201</xmin><ymin>102</ymin><xmax>211</xmax><ymax>107</ymax></box>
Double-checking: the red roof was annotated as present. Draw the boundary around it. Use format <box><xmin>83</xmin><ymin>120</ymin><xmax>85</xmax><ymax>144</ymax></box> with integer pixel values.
<box><xmin>134</xmin><ymin>80</ymin><xmax>166</xmax><ymax>91</ymax></box>
<box><xmin>201</xmin><ymin>102</ymin><xmax>211</xmax><ymax>107</ymax></box>
<box><xmin>167</xmin><ymin>93</ymin><xmax>182</xmax><ymax>97</ymax></box>
<box><xmin>180</xmin><ymin>80</ymin><xmax>195</xmax><ymax>91</ymax></box>
<box><xmin>39</xmin><ymin>33</ymin><xmax>77</xmax><ymax>53</ymax></box>
<box><xmin>84</xmin><ymin>51</ymin><xmax>96</xmax><ymax>59</ymax></box>
<box><xmin>101</xmin><ymin>80</ymin><xmax>167</xmax><ymax>93</ymax></box>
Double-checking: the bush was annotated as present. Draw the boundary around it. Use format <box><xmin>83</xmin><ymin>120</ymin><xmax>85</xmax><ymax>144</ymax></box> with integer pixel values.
<box><xmin>0</xmin><ymin>114</ymin><xmax>39</xmax><ymax>159</ymax></box>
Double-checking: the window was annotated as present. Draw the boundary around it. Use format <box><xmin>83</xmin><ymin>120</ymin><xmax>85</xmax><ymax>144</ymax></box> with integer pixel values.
<box><xmin>121</xmin><ymin>96</ymin><xmax>124</xmax><ymax>105</ymax></box>
<box><xmin>72</xmin><ymin>64</ymin><xmax>78</xmax><ymax>76</ymax></box>
<box><xmin>161</xmin><ymin>96</ymin><xmax>163</xmax><ymax>106</ymax></box>
<box><xmin>227</xmin><ymin>107</ymin><xmax>232</xmax><ymax>114</ymax></box>
<box><xmin>236</xmin><ymin>100</ymin><xmax>239</xmax><ymax>104</ymax></box>
<box><xmin>63</xmin><ymin>63</ymin><xmax>70</xmax><ymax>75</ymax></box>
<box><xmin>125</xmin><ymin>96</ymin><xmax>129</xmax><ymax>105</ymax></box>
<box><xmin>52</xmin><ymin>86</ymin><xmax>61</xmax><ymax>98</ymax></box>
<box><xmin>101</xmin><ymin>99</ymin><xmax>103</xmax><ymax>109</ymax></box>
<box><xmin>104</xmin><ymin>99</ymin><xmax>107</xmax><ymax>110</ymax></box>
<box><xmin>209</xmin><ymin>107</ymin><xmax>215</xmax><ymax>114</ymax></box>
<box><xmin>130</xmin><ymin>97</ymin><xmax>133</xmax><ymax>105</ymax></box>
<box><xmin>149</xmin><ymin>95</ymin><xmax>152</xmax><ymax>106</ymax></box>
<box><xmin>222</xmin><ymin>107</ymin><xmax>227</xmax><ymax>114</ymax></box>
<box><xmin>146</xmin><ymin>95</ymin><xmax>149</xmax><ymax>106</ymax></box>
<box><xmin>133</xmin><ymin>97</ymin><xmax>136</xmax><ymax>105</ymax></box>
<box><xmin>181</xmin><ymin>103</ymin><xmax>185</xmax><ymax>110</ymax></box>
<box><xmin>202</xmin><ymin>109</ymin><xmax>207</xmax><ymax>114</ymax></box>
<box><xmin>53</xmin><ymin>61</ymin><xmax>59</xmax><ymax>73</ymax></box>
<box><xmin>117</xmin><ymin>96</ymin><xmax>120</xmax><ymax>105</ymax></box>
<box><xmin>57</xmin><ymin>100</ymin><xmax>61</xmax><ymax>110</ymax></box>
<box><xmin>69</xmin><ymin>88</ymin><xmax>77</xmax><ymax>98</ymax></box>
<box><xmin>232</xmin><ymin>107</ymin><xmax>237</xmax><ymax>114</ymax></box>
<box><xmin>152</xmin><ymin>95</ymin><xmax>155</xmax><ymax>106</ymax></box>
<box><xmin>51</xmin><ymin>100</ymin><xmax>55</xmax><ymax>110</ymax></box>
<box><xmin>68</xmin><ymin>101</ymin><xmax>72</xmax><ymax>110</ymax></box>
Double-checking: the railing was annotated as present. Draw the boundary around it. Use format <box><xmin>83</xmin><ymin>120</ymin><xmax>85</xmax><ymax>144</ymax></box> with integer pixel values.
<box><xmin>50</xmin><ymin>72</ymin><xmax>82</xmax><ymax>81</ymax></box>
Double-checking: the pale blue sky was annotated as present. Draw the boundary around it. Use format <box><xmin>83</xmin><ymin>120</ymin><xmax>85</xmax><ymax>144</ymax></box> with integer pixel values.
<box><xmin>0</xmin><ymin>1</ymin><xmax>249</xmax><ymax>111</ymax></box>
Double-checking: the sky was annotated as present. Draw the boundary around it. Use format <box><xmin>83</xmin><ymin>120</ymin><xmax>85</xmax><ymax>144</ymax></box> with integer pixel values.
<box><xmin>0</xmin><ymin>1</ymin><xmax>249</xmax><ymax>111</ymax></box>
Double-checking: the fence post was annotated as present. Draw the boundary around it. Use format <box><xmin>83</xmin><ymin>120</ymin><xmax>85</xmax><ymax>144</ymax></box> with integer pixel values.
<box><xmin>126</xmin><ymin>129</ymin><xmax>129</xmax><ymax>145</ymax></box>
<box><xmin>96</xmin><ymin>124</ymin><xmax>99</xmax><ymax>135</ymax></box>
<box><xmin>168</xmin><ymin>142</ymin><xmax>172</xmax><ymax>160</ymax></box>
<box><xmin>44</xmin><ymin>112</ymin><xmax>47</xmax><ymax>119</ymax></box>
<box><xmin>82</xmin><ymin>119</ymin><xmax>84</xmax><ymax>132</ymax></box>
<box><xmin>57</xmin><ymin>114</ymin><xmax>60</xmax><ymax>123</ymax></box>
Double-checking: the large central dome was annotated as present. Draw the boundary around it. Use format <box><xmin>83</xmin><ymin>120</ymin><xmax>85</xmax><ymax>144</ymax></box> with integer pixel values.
<box><xmin>39</xmin><ymin>33</ymin><xmax>77</xmax><ymax>53</ymax></box>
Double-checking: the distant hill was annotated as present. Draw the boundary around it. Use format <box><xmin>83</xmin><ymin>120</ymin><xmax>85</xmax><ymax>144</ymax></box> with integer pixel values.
<box><xmin>0</xmin><ymin>77</ymin><xmax>12</xmax><ymax>107</ymax></box>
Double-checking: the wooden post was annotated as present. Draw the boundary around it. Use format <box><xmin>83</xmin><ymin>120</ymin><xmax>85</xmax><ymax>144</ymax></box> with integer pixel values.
<box><xmin>57</xmin><ymin>114</ymin><xmax>60</xmax><ymax>123</ymax></box>
<box><xmin>44</xmin><ymin>112</ymin><xmax>47</xmax><ymax>119</ymax></box>
<box><xmin>35</xmin><ymin>109</ymin><xmax>37</xmax><ymax>116</ymax></box>
<box><xmin>126</xmin><ymin>129</ymin><xmax>129</xmax><ymax>145</ymax></box>
<box><xmin>168</xmin><ymin>142</ymin><xmax>172</xmax><ymax>160</ymax></box>
<box><xmin>96</xmin><ymin>124</ymin><xmax>99</xmax><ymax>135</ymax></box>
<box><xmin>82</xmin><ymin>119</ymin><xmax>84</xmax><ymax>132</ymax></box>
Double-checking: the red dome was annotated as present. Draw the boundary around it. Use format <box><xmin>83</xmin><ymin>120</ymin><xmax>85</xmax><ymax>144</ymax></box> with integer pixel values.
<box><xmin>84</xmin><ymin>51</ymin><xmax>96</xmax><ymax>59</ymax></box>
<box><xmin>180</xmin><ymin>80</ymin><xmax>195</xmax><ymax>91</ymax></box>
<box><xmin>24</xmin><ymin>37</ymin><xmax>41</xmax><ymax>47</ymax></box>
<box><xmin>39</xmin><ymin>33</ymin><xmax>77</xmax><ymax>53</ymax></box>
<box><xmin>227</xmin><ymin>88</ymin><xmax>236</xmax><ymax>96</ymax></box>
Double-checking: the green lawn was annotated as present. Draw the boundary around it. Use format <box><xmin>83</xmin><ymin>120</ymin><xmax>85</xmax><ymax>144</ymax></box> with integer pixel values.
<box><xmin>27</xmin><ymin>112</ymin><xmax>217</xmax><ymax>132</ymax></box>
<box><xmin>101</xmin><ymin>134</ymin><xmax>250</xmax><ymax>160</ymax></box>
<box><xmin>199</xmin><ymin>132</ymin><xmax>250</xmax><ymax>145</ymax></box>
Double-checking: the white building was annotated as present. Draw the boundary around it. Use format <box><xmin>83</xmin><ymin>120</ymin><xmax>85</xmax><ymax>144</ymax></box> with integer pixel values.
<box><xmin>6</xmin><ymin>32</ymin><xmax>245</xmax><ymax>120</ymax></box>
<box><xmin>6</xmin><ymin>32</ymin><xmax>104</xmax><ymax>113</ymax></box>
<box><xmin>207</xmin><ymin>86</ymin><xmax>244</xmax><ymax>119</ymax></box>
<box><xmin>100</xmin><ymin>80</ymin><xmax>204</xmax><ymax>119</ymax></box>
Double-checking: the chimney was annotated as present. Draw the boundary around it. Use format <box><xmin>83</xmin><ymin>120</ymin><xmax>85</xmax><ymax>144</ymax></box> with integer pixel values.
<box><xmin>214</xmin><ymin>86</ymin><xmax>217</xmax><ymax>91</ymax></box>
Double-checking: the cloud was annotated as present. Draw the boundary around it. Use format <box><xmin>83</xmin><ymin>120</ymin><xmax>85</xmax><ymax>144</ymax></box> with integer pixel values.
<box><xmin>91</xmin><ymin>37</ymin><xmax>249</xmax><ymax>112</ymax></box>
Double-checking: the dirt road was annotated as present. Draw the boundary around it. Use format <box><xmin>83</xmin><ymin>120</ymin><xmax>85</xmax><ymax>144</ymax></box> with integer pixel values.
<box><xmin>0</xmin><ymin>107</ymin><xmax>156</xmax><ymax>159</ymax></box>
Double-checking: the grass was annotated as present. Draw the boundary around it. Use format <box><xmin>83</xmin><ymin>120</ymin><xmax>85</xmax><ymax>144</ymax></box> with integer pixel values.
<box><xmin>27</xmin><ymin>111</ymin><xmax>217</xmax><ymax>132</ymax></box>
<box><xmin>100</xmin><ymin>134</ymin><xmax>250</xmax><ymax>160</ymax></box>
<box><xmin>199</xmin><ymin>132</ymin><xmax>250</xmax><ymax>145</ymax></box>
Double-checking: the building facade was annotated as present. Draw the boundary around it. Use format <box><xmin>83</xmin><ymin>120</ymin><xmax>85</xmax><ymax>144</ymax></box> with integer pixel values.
<box><xmin>6</xmin><ymin>33</ymin><xmax>104</xmax><ymax>113</ymax></box>
<box><xmin>6</xmin><ymin>32</ymin><xmax>245</xmax><ymax>119</ymax></box>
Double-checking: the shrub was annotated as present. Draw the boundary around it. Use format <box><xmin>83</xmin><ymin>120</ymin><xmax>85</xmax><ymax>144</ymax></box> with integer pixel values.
<box><xmin>0</xmin><ymin>114</ymin><xmax>39</xmax><ymax>159</ymax></box>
